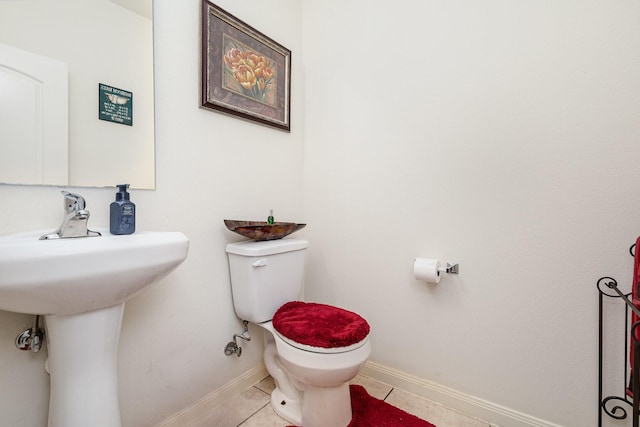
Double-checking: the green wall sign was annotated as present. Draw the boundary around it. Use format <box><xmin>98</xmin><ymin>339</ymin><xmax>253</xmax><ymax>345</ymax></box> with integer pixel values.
<box><xmin>99</xmin><ymin>83</ymin><xmax>132</xmax><ymax>126</ymax></box>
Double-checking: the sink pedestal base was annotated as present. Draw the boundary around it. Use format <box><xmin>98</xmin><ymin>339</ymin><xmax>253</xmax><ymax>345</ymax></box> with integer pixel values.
<box><xmin>45</xmin><ymin>303</ymin><xmax>125</xmax><ymax>427</ymax></box>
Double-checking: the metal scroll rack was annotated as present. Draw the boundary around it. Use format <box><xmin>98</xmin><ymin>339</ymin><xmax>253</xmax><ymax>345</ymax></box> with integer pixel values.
<box><xmin>598</xmin><ymin>243</ymin><xmax>640</xmax><ymax>426</ymax></box>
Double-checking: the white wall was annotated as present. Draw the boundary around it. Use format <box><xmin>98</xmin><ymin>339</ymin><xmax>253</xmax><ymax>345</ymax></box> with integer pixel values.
<box><xmin>0</xmin><ymin>0</ymin><xmax>303</xmax><ymax>426</ymax></box>
<box><xmin>301</xmin><ymin>1</ymin><xmax>640</xmax><ymax>426</ymax></box>
<box><xmin>1</xmin><ymin>0</ymin><xmax>640</xmax><ymax>426</ymax></box>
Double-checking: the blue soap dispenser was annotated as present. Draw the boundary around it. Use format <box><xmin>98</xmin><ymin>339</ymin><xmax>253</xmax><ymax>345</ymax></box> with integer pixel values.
<box><xmin>110</xmin><ymin>184</ymin><xmax>135</xmax><ymax>235</ymax></box>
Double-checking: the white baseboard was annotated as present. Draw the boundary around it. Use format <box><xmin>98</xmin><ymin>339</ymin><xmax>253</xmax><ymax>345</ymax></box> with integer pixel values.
<box><xmin>155</xmin><ymin>364</ymin><xmax>269</xmax><ymax>427</ymax></box>
<box><xmin>360</xmin><ymin>361</ymin><xmax>562</xmax><ymax>427</ymax></box>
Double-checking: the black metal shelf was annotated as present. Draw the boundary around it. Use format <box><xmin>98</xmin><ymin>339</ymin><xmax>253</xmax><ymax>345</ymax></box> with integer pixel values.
<box><xmin>598</xmin><ymin>275</ymin><xmax>640</xmax><ymax>426</ymax></box>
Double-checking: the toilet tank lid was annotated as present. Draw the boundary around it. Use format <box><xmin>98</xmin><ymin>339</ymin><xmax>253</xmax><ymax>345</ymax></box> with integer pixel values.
<box><xmin>226</xmin><ymin>238</ymin><xmax>308</xmax><ymax>256</ymax></box>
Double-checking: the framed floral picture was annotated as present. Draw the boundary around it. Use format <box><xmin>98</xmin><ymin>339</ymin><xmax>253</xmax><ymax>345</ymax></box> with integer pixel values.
<box><xmin>201</xmin><ymin>1</ymin><xmax>291</xmax><ymax>132</ymax></box>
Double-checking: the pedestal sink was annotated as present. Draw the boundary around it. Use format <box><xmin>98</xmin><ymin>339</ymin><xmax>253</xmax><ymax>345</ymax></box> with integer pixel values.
<box><xmin>0</xmin><ymin>229</ymin><xmax>189</xmax><ymax>427</ymax></box>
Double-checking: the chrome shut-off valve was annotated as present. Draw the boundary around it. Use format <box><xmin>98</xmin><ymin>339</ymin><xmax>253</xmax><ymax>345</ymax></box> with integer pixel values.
<box><xmin>15</xmin><ymin>315</ymin><xmax>45</xmax><ymax>352</ymax></box>
<box><xmin>224</xmin><ymin>320</ymin><xmax>251</xmax><ymax>357</ymax></box>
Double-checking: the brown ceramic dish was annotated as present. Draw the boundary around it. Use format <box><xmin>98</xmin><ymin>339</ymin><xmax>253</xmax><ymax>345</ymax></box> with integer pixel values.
<box><xmin>224</xmin><ymin>220</ymin><xmax>306</xmax><ymax>241</ymax></box>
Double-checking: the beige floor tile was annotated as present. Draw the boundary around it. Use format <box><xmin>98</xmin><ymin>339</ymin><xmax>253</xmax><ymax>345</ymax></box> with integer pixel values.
<box><xmin>238</xmin><ymin>403</ymin><xmax>290</xmax><ymax>427</ymax></box>
<box><xmin>349</xmin><ymin>374</ymin><xmax>393</xmax><ymax>400</ymax></box>
<box><xmin>255</xmin><ymin>376</ymin><xmax>276</xmax><ymax>395</ymax></box>
<box><xmin>186</xmin><ymin>386</ymin><xmax>270</xmax><ymax>427</ymax></box>
<box><xmin>384</xmin><ymin>388</ymin><xmax>490</xmax><ymax>427</ymax></box>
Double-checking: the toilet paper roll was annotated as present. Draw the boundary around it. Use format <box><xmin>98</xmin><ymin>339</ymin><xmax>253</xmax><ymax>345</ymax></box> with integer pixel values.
<box><xmin>413</xmin><ymin>258</ymin><xmax>441</xmax><ymax>283</ymax></box>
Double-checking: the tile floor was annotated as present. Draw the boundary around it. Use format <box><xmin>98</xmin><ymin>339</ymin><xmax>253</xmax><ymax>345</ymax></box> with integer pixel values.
<box><xmin>187</xmin><ymin>374</ymin><xmax>493</xmax><ymax>427</ymax></box>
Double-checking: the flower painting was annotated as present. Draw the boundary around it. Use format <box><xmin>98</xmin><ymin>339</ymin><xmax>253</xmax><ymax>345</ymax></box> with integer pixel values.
<box><xmin>222</xmin><ymin>36</ymin><xmax>277</xmax><ymax>107</ymax></box>
<box><xmin>201</xmin><ymin>1</ymin><xmax>291</xmax><ymax>131</ymax></box>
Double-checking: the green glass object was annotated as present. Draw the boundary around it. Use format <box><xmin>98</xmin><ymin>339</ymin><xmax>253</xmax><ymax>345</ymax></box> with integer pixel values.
<box><xmin>267</xmin><ymin>209</ymin><xmax>274</xmax><ymax>225</ymax></box>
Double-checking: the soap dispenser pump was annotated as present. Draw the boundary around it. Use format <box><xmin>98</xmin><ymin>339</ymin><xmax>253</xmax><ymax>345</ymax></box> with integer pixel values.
<box><xmin>110</xmin><ymin>184</ymin><xmax>135</xmax><ymax>235</ymax></box>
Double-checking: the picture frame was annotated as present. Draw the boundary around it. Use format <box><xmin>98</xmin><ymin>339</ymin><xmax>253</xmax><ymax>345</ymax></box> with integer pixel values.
<box><xmin>201</xmin><ymin>1</ymin><xmax>291</xmax><ymax>132</ymax></box>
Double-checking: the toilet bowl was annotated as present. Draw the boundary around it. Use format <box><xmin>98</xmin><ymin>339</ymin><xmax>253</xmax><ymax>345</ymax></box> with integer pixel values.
<box><xmin>259</xmin><ymin>321</ymin><xmax>371</xmax><ymax>426</ymax></box>
<box><xmin>260</xmin><ymin>305</ymin><xmax>371</xmax><ymax>427</ymax></box>
<box><xmin>226</xmin><ymin>239</ymin><xmax>371</xmax><ymax>427</ymax></box>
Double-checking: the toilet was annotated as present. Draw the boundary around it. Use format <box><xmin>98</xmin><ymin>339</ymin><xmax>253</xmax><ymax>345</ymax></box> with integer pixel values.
<box><xmin>226</xmin><ymin>239</ymin><xmax>371</xmax><ymax>427</ymax></box>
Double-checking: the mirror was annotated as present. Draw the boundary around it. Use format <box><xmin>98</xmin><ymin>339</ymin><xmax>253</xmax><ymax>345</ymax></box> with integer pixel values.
<box><xmin>0</xmin><ymin>0</ymin><xmax>155</xmax><ymax>189</ymax></box>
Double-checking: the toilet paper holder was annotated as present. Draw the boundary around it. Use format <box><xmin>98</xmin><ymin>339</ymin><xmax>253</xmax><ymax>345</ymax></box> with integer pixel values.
<box><xmin>413</xmin><ymin>258</ymin><xmax>459</xmax><ymax>283</ymax></box>
<box><xmin>439</xmin><ymin>263</ymin><xmax>459</xmax><ymax>275</ymax></box>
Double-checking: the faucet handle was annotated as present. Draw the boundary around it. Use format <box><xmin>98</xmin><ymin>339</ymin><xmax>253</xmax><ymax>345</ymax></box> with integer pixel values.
<box><xmin>62</xmin><ymin>191</ymin><xmax>86</xmax><ymax>212</ymax></box>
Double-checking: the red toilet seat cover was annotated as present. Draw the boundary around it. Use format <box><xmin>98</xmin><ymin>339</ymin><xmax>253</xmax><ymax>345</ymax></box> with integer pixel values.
<box><xmin>273</xmin><ymin>301</ymin><xmax>370</xmax><ymax>349</ymax></box>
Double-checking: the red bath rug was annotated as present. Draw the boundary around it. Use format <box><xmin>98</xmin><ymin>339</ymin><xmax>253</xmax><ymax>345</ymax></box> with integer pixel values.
<box><xmin>287</xmin><ymin>384</ymin><xmax>436</xmax><ymax>427</ymax></box>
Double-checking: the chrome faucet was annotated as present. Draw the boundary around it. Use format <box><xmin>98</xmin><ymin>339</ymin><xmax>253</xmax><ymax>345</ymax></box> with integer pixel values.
<box><xmin>40</xmin><ymin>191</ymin><xmax>101</xmax><ymax>240</ymax></box>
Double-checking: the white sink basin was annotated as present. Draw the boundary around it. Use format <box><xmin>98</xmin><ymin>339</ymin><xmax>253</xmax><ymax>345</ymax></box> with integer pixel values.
<box><xmin>0</xmin><ymin>228</ymin><xmax>189</xmax><ymax>315</ymax></box>
<box><xmin>0</xmin><ymin>228</ymin><xmax>189</xmax><ymax>427</ymax></box>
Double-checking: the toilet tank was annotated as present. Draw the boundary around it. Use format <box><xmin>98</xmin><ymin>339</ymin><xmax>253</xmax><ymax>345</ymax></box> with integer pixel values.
<box><xmin>226</xmin><ymin>239</ymin><xmax>308</xmax><ymax>323</ymax></box>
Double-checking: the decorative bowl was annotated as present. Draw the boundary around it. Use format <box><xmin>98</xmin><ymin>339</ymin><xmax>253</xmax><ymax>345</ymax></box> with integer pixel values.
<box><xmin>224</xmin><ymin>220</ymin><xmax>306</xmax><ymax>241</ymax></box>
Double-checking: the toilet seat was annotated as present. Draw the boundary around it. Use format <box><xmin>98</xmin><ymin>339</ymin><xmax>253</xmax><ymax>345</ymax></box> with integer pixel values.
<box><xmin>275</xmin><ymin>330</ymin><xmax>369</xmax><ymax>354</ymax></box>
<box><xmin>273</xmin><ymin>301</ymin><xmax>370</xmax><ymax>350</ymax></box>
